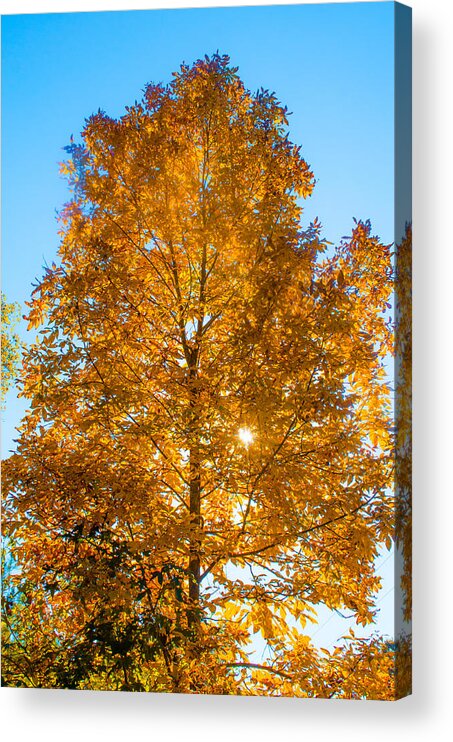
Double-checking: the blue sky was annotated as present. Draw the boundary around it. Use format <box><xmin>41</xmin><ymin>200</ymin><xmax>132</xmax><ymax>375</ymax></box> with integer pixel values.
<box><xmin>1</xmin><ymin>2</ymin><xmax>397</xmax><ymax>648</ymax></box>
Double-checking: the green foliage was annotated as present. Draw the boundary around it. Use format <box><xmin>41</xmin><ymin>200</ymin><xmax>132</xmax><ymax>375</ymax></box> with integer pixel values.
<box><xmin>1</xmin><ymin>293</ymin><xmax>21</xmax><ymax>405</ymax></box>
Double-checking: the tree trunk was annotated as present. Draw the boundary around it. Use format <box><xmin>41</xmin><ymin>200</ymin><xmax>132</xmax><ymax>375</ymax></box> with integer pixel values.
<box><xmin>188</xmin><ymin>452</ymin><xmax>201</xmax><ymax>631</ymax></box>
<box><xmin>187</xmin><ymin>363</ymin><xmax>202</xmax><ymax>633</ymax></box>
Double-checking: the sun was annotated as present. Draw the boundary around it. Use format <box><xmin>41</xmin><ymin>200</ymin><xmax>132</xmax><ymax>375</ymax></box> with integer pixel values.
<box><xmin>238</xmin><ymin>427</ymin><xmax>254</xmax><ymax>447</ymax></box>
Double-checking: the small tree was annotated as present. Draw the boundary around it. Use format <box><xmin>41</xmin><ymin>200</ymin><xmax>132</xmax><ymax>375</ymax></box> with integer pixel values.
<box><xmin>1</xmin><ymin>293</ymin><xmax>20</xmax><ymax>406</ymax></box>
<box><xmin>2</xmin><ymin>55</ymin><xmax>397</xmax><ymax>696</ymax></box>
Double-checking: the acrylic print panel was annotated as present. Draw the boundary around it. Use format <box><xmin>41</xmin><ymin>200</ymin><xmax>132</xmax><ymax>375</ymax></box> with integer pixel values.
<box><xmin>1</xmin><ymin>1</ymin><xmax>412</xmax><ymax>699</ymax></box>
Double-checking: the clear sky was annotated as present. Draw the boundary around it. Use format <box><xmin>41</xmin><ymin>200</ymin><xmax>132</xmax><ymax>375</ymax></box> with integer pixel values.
<box><xmin>1</xmin><ymin>1</ymin><xmax>397</xmax><ymax>648</ymax></box>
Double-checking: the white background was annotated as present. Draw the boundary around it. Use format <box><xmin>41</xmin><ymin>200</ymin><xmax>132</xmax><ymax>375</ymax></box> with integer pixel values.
<box><xmin>1</xmin><ymin>0</ymin><xmax>451</xmax><ymax>739</ymax></box>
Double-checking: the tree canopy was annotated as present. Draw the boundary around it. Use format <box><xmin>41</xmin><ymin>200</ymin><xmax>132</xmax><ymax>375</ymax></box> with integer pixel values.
<box><xmin>2</xmin><ymin>54</ymin><xmax>409</xmax><ymax>698</ymax></box>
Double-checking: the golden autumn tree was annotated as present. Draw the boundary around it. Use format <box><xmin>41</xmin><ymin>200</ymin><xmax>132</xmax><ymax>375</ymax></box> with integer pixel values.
<box><xmin>2</xmin><ymin>55</ymin><xmax>398</xmax><ymax>696</ymax></box>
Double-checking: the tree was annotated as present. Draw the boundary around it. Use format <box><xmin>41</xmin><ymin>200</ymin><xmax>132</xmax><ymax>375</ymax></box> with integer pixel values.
<box><xmin>2</xmin><ymin>54</ymin><xmax>399</xmax><ymax>696</ymax></box>
<box><xmin>1</xmin><ymin>293</ymin><xmax>20</xmax><ymax>406</ymax></box>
